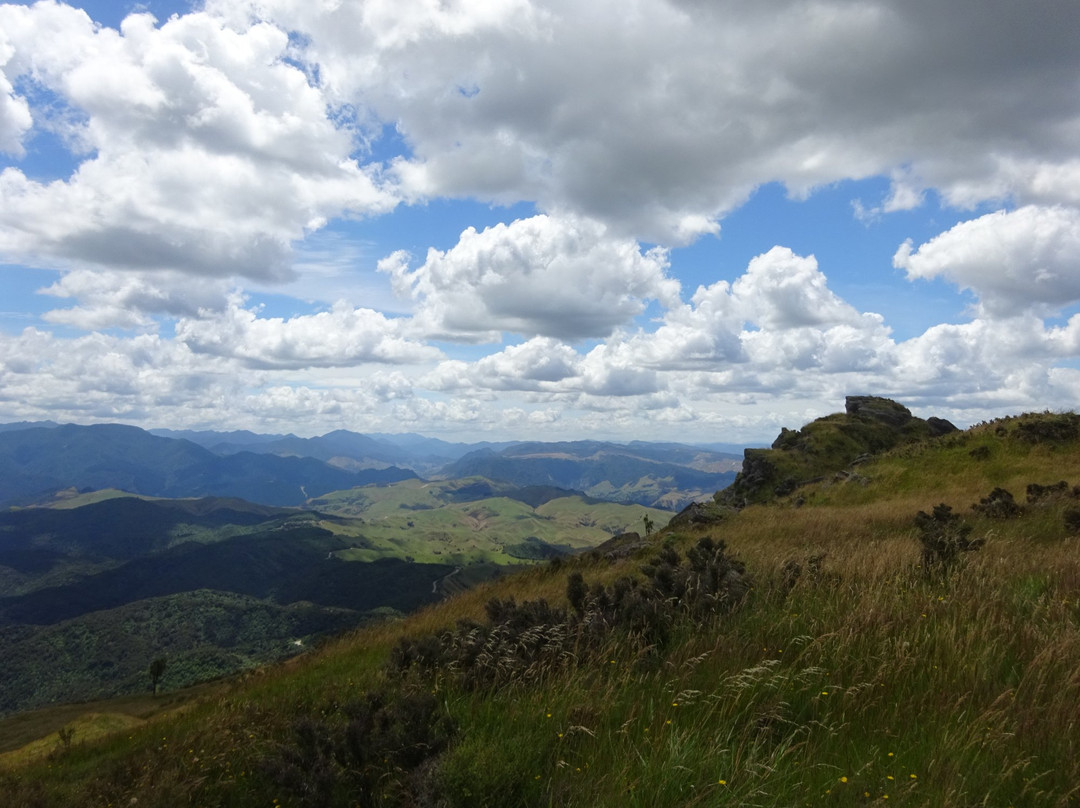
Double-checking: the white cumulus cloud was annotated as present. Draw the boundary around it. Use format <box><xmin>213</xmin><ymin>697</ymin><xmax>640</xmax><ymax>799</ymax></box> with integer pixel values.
<box><xmin>0</xmin><ymin>2</ymin><xmax>396</xmax><ymax>280</ymax></box>
<box><xmin>204</xmin><ymin>0</ymin><xmax>1080</xmax><ymax>241</ymax></box>
<box><xmin>39</xmin><ymin>269</ymin><xmax>231</xmax><ymax>330</ymax></box>
<box><xmin>175</xmin><ymin>299</ymin><xmax>442</xmax><ymax>369</ymax></box>
<box><xmin>379</xmin><ymin>214</ymin><xmax>678</xmax><ymax>341</ymax></box>
<box><xmin>895</xmin><ymin>205</ymin><xmax>1080</xmax><ymax>316</ymax></box>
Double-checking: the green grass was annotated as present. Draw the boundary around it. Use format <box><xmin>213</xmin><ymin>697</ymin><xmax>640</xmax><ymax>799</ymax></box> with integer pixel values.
<box><xmin>40</xmin><ymin>488</ymin><xmax>158</xmax><ymax>509</ymax></box>
<box><xmin>5</xmin><ymin>414</ymin><xmax>1080</xmax><ymax>806</ymax></box>
<box><xmin>0</xmin><ymin>680</ymin><xmax>226</xmax><ymax>760</ymax></box>
<box><xmin>315</xmin><ymin>479</ymin><xmax>670</xmax><ymax>565</ymax></box>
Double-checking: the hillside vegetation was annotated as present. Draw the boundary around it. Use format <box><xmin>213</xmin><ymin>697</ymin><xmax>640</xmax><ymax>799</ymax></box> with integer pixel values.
<box><xmin>0</xmin><ymin>591</ymin><xmax>360</xmax><ymax>716</ymax></box>
<box><xmin>0</xmin><ymin>483</ymin><xmax>666</xmax><ymax>717</ymax></box>
<box><xmin>4</xmin><ymin>406</ymin><xmax>1080</xmax><ymax>807</ymax></box>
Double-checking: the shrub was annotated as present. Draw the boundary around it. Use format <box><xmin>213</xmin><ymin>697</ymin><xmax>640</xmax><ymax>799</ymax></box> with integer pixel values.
<box><xmin>972</xmin><ymin>488</ymin><xmax>1023</xmax><ymax>519</ymax></box>
<box><xmin>389</xmin><ymin>538</ymin><xmax>751</xmax><ymax>689</ymax></box>
<box><xmin>915</xmin><ymin>504</ymin><xmax>985</xmax><ymax>573</ymax></box>
<box><xmin>566</xmin><ymin>572</ymin><xmax>588</xmax><ymax>616</ymax></box>
<box><xmin>1026</xmin><ymin>481</ymin><xmax>1072</xmax><ymax>503</ymax></box>
<box><xmin>1014</xmin><ymin>414</ymin><xmax>1080</xmax><ymax>444</ymax></box>
<box><xmin>262</xmin><ymin>689</ymin><xmax>455</xmax><ymax>808</ymax></box>
<box><xmin>1064</xmin><ymin>507</ymin><xmax>1080</xmax><ymax>535</ymax></box>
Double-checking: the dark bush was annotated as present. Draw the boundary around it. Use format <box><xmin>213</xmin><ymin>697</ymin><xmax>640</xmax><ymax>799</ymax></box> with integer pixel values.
<box><xmin>1064</xmin><ymin>508</ymin><xmax>1080</xmax><ymax>535</ymax></box>
<box><xmin>342</xmin><ymin>690</ymin><xmax>454</xmax><ymax>773</ymax></box>
<box><xmin>566</xmin><ymin>572</ymin><xmax>588</xmax><ymax>616</ymax></box>
<box><xmin>915</xmin><ymin>504</ymin><xmax>985</xmax><ymax>573</ymax></box>
<box><xmin>389</xmin><ymin>537</ymin><xmax>750</xmax><ymax>689</ymax></box>
<box><xmin>1014</xmin><ymin>414</ymin><xmax>1080</xmax><ymax>444</ymax></box>
<box><xmin>263</xmin><ymin>689</ymin><xmax>455</xmax><ymax>808</ymax></box>
<box><xmin>972</xmin><ymin>488</ymin><xmax>1023</xmax><ymax>519</ymax></box>
<box><xmin>389</xmin><ymin>633</ymin><xmax>446</xmax><ymax>672</ymax></box>
<box><xmin>1026</xmin><ymin>481</ymin><xmax>1072</xmax><ymax>503</ymax></box>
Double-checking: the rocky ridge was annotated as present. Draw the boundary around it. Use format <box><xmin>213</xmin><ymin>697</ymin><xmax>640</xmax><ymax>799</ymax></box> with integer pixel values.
<box><xmin>716</xmin><ymin>396</ymin><xmax>957</xmax><ymax>507</ymax></box>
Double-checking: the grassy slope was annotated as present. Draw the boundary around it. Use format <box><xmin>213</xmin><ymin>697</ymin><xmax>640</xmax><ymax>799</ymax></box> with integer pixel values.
<box><xmin>0</xmin><ymin>682</ymin><xmax>225</xmax><ymax>765</ymax></box>
<box><xmin>4</xmin><ymin>414</ymin><xmax>1080</xmax><ymax>806</ymax></box>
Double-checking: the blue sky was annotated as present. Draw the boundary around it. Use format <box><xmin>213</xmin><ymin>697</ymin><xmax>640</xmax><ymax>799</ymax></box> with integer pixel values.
<box><xmin>1</xmin><ymin>0</ymin><xmax>1079</xmax><ymax>442</ymax></box>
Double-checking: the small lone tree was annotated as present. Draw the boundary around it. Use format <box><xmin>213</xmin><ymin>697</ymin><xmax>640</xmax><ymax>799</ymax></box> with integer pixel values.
<box><xmin>642</xmin><ymin>514</ymin><xmax>655</xmax><ymax>536</ymax></box>
<box><xmin>149</xmin><ymin>657</ymin><xmax>167</xmax><ymax>696</ymax></box>
<box><xmin>56</xmin><ymin>725</ymin><xmax>75</xmax><ymax>755</ymax></box>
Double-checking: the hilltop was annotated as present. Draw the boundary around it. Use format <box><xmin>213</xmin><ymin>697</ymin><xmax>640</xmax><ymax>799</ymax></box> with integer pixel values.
<box><xmin>717</xmin><ymin>395</ymin><xmax>957</xmax><ymax>506</ymax></box>
<box><xmin>3</xmin><ymin>403</ymin><xmax>1080</xmax><ymax>807</ymax></box>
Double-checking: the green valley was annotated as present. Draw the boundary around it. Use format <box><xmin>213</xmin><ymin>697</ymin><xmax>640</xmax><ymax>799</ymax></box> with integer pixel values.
<box><xmin>310</xmin><ymin>477</ymin><xmax>670</xmax><ymax>565</ymax></box>
<box><xmin>0</xmin><ymin>475</ymin><xmax>669</xmax><ymax>717</ymax></box>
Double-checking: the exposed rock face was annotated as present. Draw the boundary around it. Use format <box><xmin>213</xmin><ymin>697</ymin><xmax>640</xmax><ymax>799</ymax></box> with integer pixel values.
<box><xmin>926</xmin><ymin>416</ymin><xmax>959</xmax><ymax>437</ymax></box>
<box><xmin>845</xmin><ymin>395</ymin><xmax>914</xmax><ymax>427</ymax></box>
<box><xmin>845</xmin><ymin>395</ymin><xmax>958</xmax><ymax>435</ymax></box>
<box><xmin>668</xmin><ymin>500</ymin><xmax>727</xmax><ymax>528</ymax></box>
<box><xmin>734</xmin><ymin>449</ymin><xmax>776</xmax><ymax>488</ymax></box>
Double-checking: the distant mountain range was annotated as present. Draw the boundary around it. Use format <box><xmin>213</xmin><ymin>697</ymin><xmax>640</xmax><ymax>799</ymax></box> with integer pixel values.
<box><xmin>0</xmin><ymin>424</ymin><xmax>416</xmax><ymax>508</ymax></box>
<box><xmin>148</xmin><ymin>427</ymin><xmax>518</xmax><ymax>473</ymax></box>
<box><xmin>441</xmin><ymin>440</ymin><xmax>740</xmax><ymax>510</ymax></box>
<box><xmin>0</xmin><ymin>423</ymin><xmax>742</xmax><ymax>510</ymax></box>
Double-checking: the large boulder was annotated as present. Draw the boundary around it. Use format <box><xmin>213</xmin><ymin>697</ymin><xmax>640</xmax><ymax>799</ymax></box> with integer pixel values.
<box><xmin>668</xmin><ymin>500</ymin><xmax>727</xmax><ymax>528</ymax></box>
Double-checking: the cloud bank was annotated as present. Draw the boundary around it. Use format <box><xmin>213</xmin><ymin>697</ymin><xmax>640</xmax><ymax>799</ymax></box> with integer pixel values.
<box><xmin>1</xmin><ymin>0</ymin><xmax>1079</xmax><ymax>440</ymax></box>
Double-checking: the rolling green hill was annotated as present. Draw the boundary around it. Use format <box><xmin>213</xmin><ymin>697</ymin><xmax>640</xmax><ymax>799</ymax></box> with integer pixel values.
<box><xmin>440</xmin><ymin>441</ymin><xmax>739</xmax><ymax>509</ymax></box>
<box><xmin>0</xmin><ymin>479</ymin><xmax>668</xmax><ymax>718</ymax></box>
<box><xmin>0</xmin><ymin>495</ymin><xmax>296</xmax><ymax>563</ymax></box>
<box><xmin>309</xmin><ymin>477</ymin><xmax>671</xmax><ymax>565</ymax></box>
<box><xmin>5</xmin><ymin>403</ymin><xmax>1080</xmax><ymax>806</ymax></box>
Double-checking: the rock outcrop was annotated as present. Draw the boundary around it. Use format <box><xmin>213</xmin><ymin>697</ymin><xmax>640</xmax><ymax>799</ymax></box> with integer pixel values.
<box><xmin>717</xmin><ymin>396</ymin><xmax>958</xmax><ymax>507</ymax></box>
<box><xmin>844</xmin><ymin>395</ymin><xmax>914</xmax><ymax>427</ymax></box>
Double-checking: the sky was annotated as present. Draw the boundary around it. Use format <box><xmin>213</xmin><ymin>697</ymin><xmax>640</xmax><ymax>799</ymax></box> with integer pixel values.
<box><xmin>1</xmin><ymin>0</ymin><xmax>1079</xmax><ymax>443</ymax></box>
